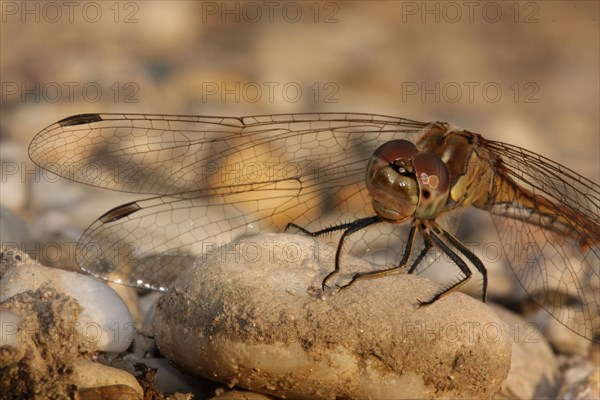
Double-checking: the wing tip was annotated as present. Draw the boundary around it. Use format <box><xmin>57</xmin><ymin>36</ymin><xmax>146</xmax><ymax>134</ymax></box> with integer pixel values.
<box><xmin>58</xmin><ymin>113</ymin><xmax>103</xmax><ymax>127</ymax></box>
<box><xmin>98</xmin><ymin>201</ymin><xmax>142</xmax><ymax>223</ymax></box>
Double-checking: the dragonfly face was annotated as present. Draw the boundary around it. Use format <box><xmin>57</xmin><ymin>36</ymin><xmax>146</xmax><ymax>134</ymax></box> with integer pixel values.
<box><xmin>366</xmin><ymin>139</ymin><xmax>450</xmax><ymax>221</ymax></box>
<box><xmin>28</xmin><ymin>112</ymin><xmax>599</xmax><ymax>342</ymax></box>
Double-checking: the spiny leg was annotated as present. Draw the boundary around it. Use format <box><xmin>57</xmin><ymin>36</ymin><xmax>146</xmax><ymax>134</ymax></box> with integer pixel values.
<box><xmin>435</xmin><ymin>223</ymin><xmax>488</xmax><ymax>302</ymax></box>
<box><xmin>340</xmin><ymin>223</ymin><xmax>418</xmax><ymax>288</ymax></box>
<box><xmin>321</xmin><ymin>216</ymin><xmax>382</xmax><ymax>290</ymax></box>
<box><xmin>286</xmin><ymin>217</ymin><xmax>383</xmax><ymax>290</ymax></box>
<box><xmin>418</xmin><ymin>225</ymin><xmax>473</xmax><ymax>307</ymax></box>
<box><xmin>286</xmin><ymin>221</ymin><xmax>359</xmax><ymax>237</ymax></box>
<box><xmin>406</xmin><ymin>230</ymin><xmax>433</xmax><ymax>274</ymax></box>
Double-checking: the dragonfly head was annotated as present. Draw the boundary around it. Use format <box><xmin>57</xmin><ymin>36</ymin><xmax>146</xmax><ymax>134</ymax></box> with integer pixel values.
<box><xmin>366</xmin><ymin>140</ymin><xmax>450</xmax><ymax>221</ymax></box>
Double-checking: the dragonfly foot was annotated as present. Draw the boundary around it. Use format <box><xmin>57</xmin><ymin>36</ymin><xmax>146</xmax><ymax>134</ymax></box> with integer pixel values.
<box><xmin>336</xmin><ymin>275</ymin><xmax>359</xmax><ymax>291</ymax></box>
<box><xmin>417</xmin><ymin>297</ymin><xmax>437</xmax><ymax>308</ymax></box>
<box><xmin>321</xmin><ymin>270</ymin><xmax>337</xmax><ymax>291</ymax></box>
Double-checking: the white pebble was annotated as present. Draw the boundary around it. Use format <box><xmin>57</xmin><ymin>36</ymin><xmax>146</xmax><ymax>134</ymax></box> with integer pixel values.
<box><xmin>1</xmin><ymin>263</ymin><xmax>134</xmax><ymax>352</ymax></box>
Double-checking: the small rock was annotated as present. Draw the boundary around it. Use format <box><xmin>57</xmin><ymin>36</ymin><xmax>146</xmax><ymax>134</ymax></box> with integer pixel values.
<box><xmin>0</xmin><ymin>248</ymin><xmax>143</xmax><ymax>399</ymax></box>
<box><xmin>72</xmin><ymin>360</ymin><xmax>143</xmax><ymax>399</ymax></box>
<box><xmin>0</xmin><ymin>279</ymin><xmax>86</xmax><ymax>399</ymax></box>
<box><xmin>0</xmin><ymin>246</ymin><xmax>36</xmax><ymax>277</ymax></box>
<box><xmin>0</xmin><ymin>248</ymin><xmax>134</xmax><ymax>352</ymax></box>
<box><xmin>111</xmin><ymin>356</ymin><xmax>218</xmax><ymax>398</ymax></box>
<box><xmin>137</xmin><ymin>357</ymin><xmax>216</xmax><ymax>396</ymax></box>
<box><xmin>494</xmin><ymin>305</ymin><xmax>559</xmax><ymax>399</ymax></box>
<box><xmin>131</xmin><ymin>292</ymin><xmax>161</xmax><ymax>357</ymax></box>
<box><xmin>530</xmin><ymin>307</ymin><xmax>592</xmax><ymax>355</ymax></box>
<box><xmin>557</xmin><ymin>365</ymin><xmax>600</xmax><ymax>400</ymax></box>
<box><xmin>154</xmin><ymin>234</ymin><xmax>512</xmax><ymax>399</ymax></box>
<box><xmin>109</xmin><ymin>282</ymin><xmax>143</xmax><ymax>326</ymax></box>
<box><xmin>211</xmin><ymin>389</ymin><xmax>275</xmax><ymax>399</ymax></box>
<box><xmin>78</xmin><ymin>385</ymin><xmax>141</xmax><ymax>400</ymax></box>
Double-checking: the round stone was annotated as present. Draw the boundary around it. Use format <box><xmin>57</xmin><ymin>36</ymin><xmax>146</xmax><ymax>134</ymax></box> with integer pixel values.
<box><xmin>0</xmin><ymin>253</ymin><xmax>135</xmax><ymax>353</ymax></box>
<box><xmin>154</xmin><ymin>234</ymin><xmax>511</xmax><ymax>399</ymax></box>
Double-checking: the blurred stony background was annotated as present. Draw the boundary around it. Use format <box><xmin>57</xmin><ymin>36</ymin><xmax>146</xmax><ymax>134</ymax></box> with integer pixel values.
<box><xmin>1</xmin><ymin>2</ymin><xmax>598</xmax><ymax>398</ymax></box>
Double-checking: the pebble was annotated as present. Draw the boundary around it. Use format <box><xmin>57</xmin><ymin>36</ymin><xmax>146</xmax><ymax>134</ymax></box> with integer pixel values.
<box><xmin>493</xmin><ymin>305</ymin><xmax>560</xmax><ymax>398</ymax></box>
<box><xmin>1</xmin><ymin>280</ymin><xmax>85</xmax><ymax>399</ymax></box>
<box><xmin>211</xmin><ymin>390</ymin><xmax>275</xmax><ymax>399</ymax></box>
<box><xmin>78</xmin><ymin>385</ymin><xmax>142</xmax><ymax>400</ymax></box>
<box><xmin>115</xmin><ymin>357</ymin><xmax>217</xmax><ymax>397</ymax></box>
<box><xmin>108</xmin><ymin>282</ymin><xmax>143</xmax><ymax>326</ymax></box>
<box><xmin>0</xmin><ymin>248</ymin><xmax>142</xmax><ymax>398</ymax></box>
<box><xmin>72</xmin><ymin>359</ymin><xmax>143</xmax><ymax>399</ymax></box>
<box><xmin>0</xmin><ymin>247</ymin><xmax>134</xmax><ymax>353</ymax></box>
<box><xmin>530</xmin><ymin>307</ymin><xmax>593</xmax><ymax>355</ymax></box>
<box><xmin>154</xmin><ymin>233</ymin><xmax>512</xmax><ymax>399</ymax></box>
<box><xmin>557</xmin><ymin>364</ymin><xmax>600</xmax><ymax>399</ymax></box>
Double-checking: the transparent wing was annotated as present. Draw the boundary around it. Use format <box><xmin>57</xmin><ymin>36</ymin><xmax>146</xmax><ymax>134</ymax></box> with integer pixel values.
<box><xmin>484</xmin><ymin>140</ymin><xmax>599</xmax><ymax>342</ymax></box>
<box><xmin>29</xmin><ymin>113</ymin><xmax>428</xmax><ymax>195</ymax></box>
<box><xmin>29</xmin><ymin>113</ymin><xmax>431</xmax><ymax>290</ymax></box>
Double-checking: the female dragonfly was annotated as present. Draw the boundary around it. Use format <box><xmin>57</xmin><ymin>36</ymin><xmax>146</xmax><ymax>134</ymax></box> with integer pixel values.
<box><xmin>29</xmin><ymin>112</ymin><xmax>599</xmax><ymax>342</ymax></box>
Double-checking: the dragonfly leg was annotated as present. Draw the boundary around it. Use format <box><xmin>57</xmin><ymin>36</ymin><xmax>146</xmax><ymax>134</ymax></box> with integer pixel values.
<box><xmin>406</xmin><ymin>232</ymin><xmax>433</xmax><ymax>274</ymax></box>
<box><xmin>438</xmin><ymin>227</ymin><xmax>488</xmax><ymax>303</ymax></box>
<box><xmin>418</xmin><ymin>222</ymin><xmax>489</xmax><ymax>305</ymax></box>
<box><xmin>417</xmin><ymin>226</ymin><xmax>473</xmax><ymax>306</ymax></box>
<box><xmin>340</xmin><ymin>223</ymin><xmax>418</xmax><ymax>288</ymax></box>
<box><xmin>321</xmin><ymin>216</ymin><xmax>382</xmax><ymax>290</ymax></box>
<box><xmin>286</xmin><ymin>221</ymin><xmax>358</xmax><ymax>237</ymax></box>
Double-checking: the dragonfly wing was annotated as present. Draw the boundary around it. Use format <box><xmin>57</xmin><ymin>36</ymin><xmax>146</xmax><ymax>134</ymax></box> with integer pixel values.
<box><xmin>31</xmin><ymin>113</ymin><xmax>432</xmax><ymax>289</ymax></box>
<box><xmin>29</xmin><ymin>113</ymin><xmax>429</xmax><ymax>195</ymax></box>
<box><xmin>485</xmin><ymin>140</ymin><xmax>599</xmax><ymax>342</ymax></box>
<box><xmin>77</xmin><ymin>180</ymin><xmax>305</xmax><ymax>291</ymax></box>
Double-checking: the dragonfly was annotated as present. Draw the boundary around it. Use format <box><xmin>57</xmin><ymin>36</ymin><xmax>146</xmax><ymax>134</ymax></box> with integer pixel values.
<box><xmin>28</xmin><ymin>112</ymin><xmax>599</xmax><ymax>343</ymax></box>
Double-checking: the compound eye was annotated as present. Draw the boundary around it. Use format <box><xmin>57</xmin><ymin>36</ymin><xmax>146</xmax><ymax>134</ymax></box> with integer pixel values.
<box><xmin>374</xmin><ymin>140</ymin><xmax>418</xmax><ymax>164</ymax></box>
<box><xmin>413</xmin><ymin>153</ymin><xmax>450</xmax><ymax>219</ymax></box>
<box><xmin>413</xmin><ymin>153</ymin><xmax>449</xmax><ymax>194</ymax></box>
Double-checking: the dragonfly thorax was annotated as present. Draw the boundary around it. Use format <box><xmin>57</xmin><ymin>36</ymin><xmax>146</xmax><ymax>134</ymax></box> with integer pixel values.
<box><xmin>366</xmin><ymin>139</ymin><xmax>450</xmax><ymax>221</ymax></box>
